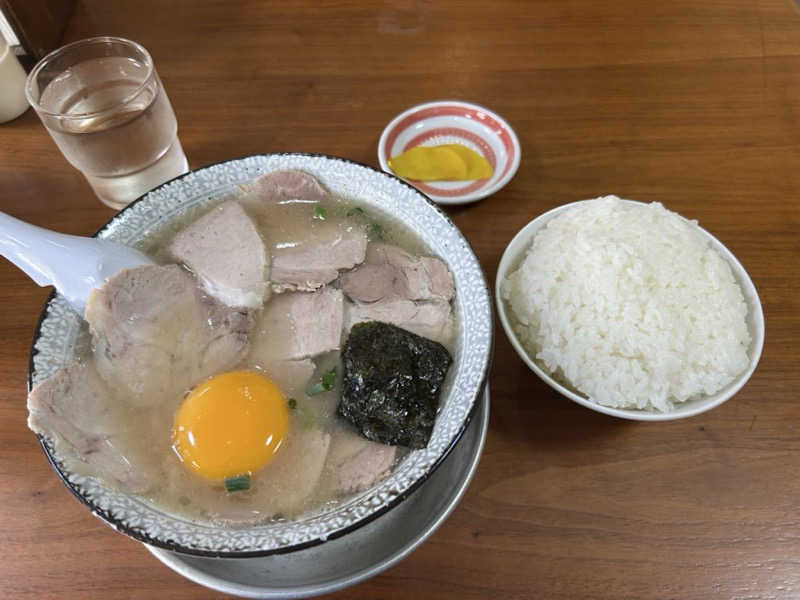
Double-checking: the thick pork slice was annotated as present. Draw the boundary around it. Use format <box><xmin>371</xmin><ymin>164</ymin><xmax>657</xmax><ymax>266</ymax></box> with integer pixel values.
<box><xmin>345</xmin><ymin>298</ymin><xmax>454</xmax><ymax>346</ymax></box>
<box><xmin>323</xmin><ymin>429</ymin><xmax>397</xmax><ymax>495</ymax></box>
<box><xmin>249</xmin><ymin>287</ymin><xmax>343</xmax><ymax>363</ymax></box>
<box><xmin>271</xmin><ymin>228</ymin><xmax>367</xmax><ymax>292</ymax></box>
<box><xmin>244</xmin><ymin>170</ymin><xmax>329</xmax><ymax>204</ymax></box>
<box><xmin>239</xmin><ymin>170</ymin><xmax>366</xmax><ymax>292</ymax></box>
<box><xmin>27</xmin><ymin>364</ymin><xmax>151</xmax><ymax>492</ymax></box>
<box><xmin>85</xmin><ymin>264</ymin><xmax>252</xmax><ymax>406</ymax></box>
<box><xmin>261</xmin><ymin>425</ymin><xmax>331</xmax><ymax>516</ymax></box>
<box><xmin>211</xmin><ymin>425</ymin><xmax>331</xmax><ymax>524</ymax></box>
<box><xmin>340</xmin><ymin>243</ymin><xmax>454</xmax><ymax>304</ymax></box>
<box><xmin>169</xmin><ymin>201</ymin><xmax>268</xmax><ymax>309</ymax></box>
<box><xmin>257</xmin><ymin>358</ymin><xmax>315</xmax><ymax>394</ymax></box>
<box><xmin>341</xmin><ymin>243</ymin><xmax>455</xmax><ymax>345</ymax></box>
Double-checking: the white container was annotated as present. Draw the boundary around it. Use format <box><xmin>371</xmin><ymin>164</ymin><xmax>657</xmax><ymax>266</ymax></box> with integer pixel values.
<box><xmin>0</xmin><ymin>35</ymin><xmax>28</xmax><ymax>123</ymax></box>
<box><xmin>495</xmin><ymin>198</ymin><xmax>765</xmax><ymax>421</ymax></box>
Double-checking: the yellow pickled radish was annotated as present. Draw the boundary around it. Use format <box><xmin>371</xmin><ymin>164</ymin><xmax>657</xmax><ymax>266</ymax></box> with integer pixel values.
<box><xmin>389</xmin><ymin>146</ymin><xmax>467</xmax><ymax>180</ymax></box>
<box><xmin>388</xmin><ymin>144</ymin><xmax>493</xmax><ymax>181</ymax></box>
<box><xmin>444</xmin><ymin>144</ymin><xmax>493</xmax><ymax>179</ymax></box>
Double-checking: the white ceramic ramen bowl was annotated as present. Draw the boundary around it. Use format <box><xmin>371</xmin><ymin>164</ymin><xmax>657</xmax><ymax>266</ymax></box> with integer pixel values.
<box><xmin>495</xmin><ymin>199</ymin><xmax>764</xmax><ymax>422</ymax></box>
<box><xmin>28</xmin><ymin>153</ymin><xmax>493</xmax><ymax>557</ymax></box>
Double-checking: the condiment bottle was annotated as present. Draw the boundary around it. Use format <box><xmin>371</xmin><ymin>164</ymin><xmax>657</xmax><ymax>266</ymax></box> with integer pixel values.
<box><xmin>0</xmin><ymin>34</ymin><xmax>29</xmax><ymax>123</ymax></box>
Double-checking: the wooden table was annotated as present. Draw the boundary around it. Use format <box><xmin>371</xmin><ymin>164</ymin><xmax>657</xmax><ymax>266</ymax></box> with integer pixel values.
<box><xmin>1</xmin><ymin>1</ymin><xmax>798</xmax><ymax>598</ymax></box>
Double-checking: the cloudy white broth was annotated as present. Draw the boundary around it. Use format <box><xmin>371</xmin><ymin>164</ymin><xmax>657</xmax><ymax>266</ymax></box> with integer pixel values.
<box><xmin>28</xmin><ymin>170</ymin><xmax>457</xmax><ymax>526</ymax></box>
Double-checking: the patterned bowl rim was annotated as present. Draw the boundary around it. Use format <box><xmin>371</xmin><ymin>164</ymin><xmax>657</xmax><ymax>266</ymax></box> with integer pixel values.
<box><xmin>27</xmin><ymin>152</ymin><xmax>494</xmax><ymax>558</ymax></box>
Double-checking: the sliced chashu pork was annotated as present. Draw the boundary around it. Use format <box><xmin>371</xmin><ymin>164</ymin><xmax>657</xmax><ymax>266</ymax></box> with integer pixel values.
<box><xmin>240</xmin><ymin>170</ymin><xmax>367</xmax><ymax>292</ymax></box>
<box><xmin>260</xmin><ymin>417</ymin><xmax>331</xmax><ymax>516</ymax></box>
<box><xmin>257</xmin><ymin>357</ymin><xmax>315</xmax><ymax>394</ymax></box>
<box><xmin>341</xmin><ymin>243</ymin><xmax>454</xmax><ymax>303</ymax></box>
<box><xmin>85</xmin><ymin>264</ymin><xmax>253</xmax><ymax>407</ymax></box>
<box><xmin>270</xmin><ymin>227</ymin><xmax>367</xmax><ymax>293</ymax></box>
<box><xmin>169</xmin><ymin>201</ymin><xmax>268</xmax><ymax>309</ymax></box>
<box><xmin>345</xmin><ymin>298</ymin><xmax>454</xmax><ymax>347</ymax></box>
<box><xmin>321</xmin><ymin>429</ymin><xmax>397</xmax><ymax>496</ymax></box>
<box><xmin>27</xmin><ymin>364</ymin><xmax>152</xmax><ymax>493</ymax></box>
<box><xmin>243</xmin><ymin>169</ymin><xmax>329</xmax><ymax>204</ymax></box>
<box><xmin>248</xmin><ymin>287</ymin><xmax>343</xmax><ymax>363</ymax></box>
<box><xmin>211</xmin><ymin>424</ymin><xmax>331</xmax><ymax>524</ymax></box>
<box><xmin>341</xmin><ymin>243</ymin><xmax>455</xmax><ymax>346</ymax></box>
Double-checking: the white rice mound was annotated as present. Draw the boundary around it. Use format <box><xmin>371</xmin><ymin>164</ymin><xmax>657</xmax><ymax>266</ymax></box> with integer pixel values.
<box><xmin>502</xmin><ymin>196</ymin><xmax>751</xmax><ymax>412</ymax></box>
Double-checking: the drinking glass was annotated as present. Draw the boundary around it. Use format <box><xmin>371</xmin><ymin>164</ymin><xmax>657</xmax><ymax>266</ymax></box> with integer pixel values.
<box><xmin>25</xmin><ymin>36</ymin><xmax>189</xmax><ymax>210</ymax></box>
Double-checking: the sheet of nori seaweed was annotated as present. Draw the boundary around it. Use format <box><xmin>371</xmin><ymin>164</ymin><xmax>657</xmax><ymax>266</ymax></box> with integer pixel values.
<box><xmin>338</xmin><ymin>321</ymin><xmax>453</xmax><ymax>449</ymax></box>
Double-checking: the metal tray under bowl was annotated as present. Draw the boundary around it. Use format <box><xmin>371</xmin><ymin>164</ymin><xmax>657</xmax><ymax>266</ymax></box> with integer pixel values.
<box><xmin>145</xmin><ymin>385</ymin><xmax>490</xmax><ymax>598</ymax></box>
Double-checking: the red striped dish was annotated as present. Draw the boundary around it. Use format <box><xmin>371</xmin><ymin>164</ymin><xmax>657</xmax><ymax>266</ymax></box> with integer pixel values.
<box><xmin>378</xmin><ymin>101</ymin><xmax>521</xmax><ymax>205</ymax></box>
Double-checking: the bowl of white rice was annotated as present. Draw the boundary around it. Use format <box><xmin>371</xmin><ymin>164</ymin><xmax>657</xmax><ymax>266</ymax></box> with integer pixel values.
<box><xmin>496</xmin><ymin>196</ymin><xmax>764</xmax><ymax>421</ymax></box>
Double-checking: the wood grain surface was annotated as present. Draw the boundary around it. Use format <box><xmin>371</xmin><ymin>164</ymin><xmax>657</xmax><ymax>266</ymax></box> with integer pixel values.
<box><xmin>1</xmin><ymin>1</ymin><xmax>799</xmax><ymax>598</ymax></box>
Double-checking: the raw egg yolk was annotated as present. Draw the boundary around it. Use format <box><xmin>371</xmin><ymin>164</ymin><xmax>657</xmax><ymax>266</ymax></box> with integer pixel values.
<box><xmin>171</xmin><ymin>371</ymin><xmax>288</xmax><ymax>481</ymax></box>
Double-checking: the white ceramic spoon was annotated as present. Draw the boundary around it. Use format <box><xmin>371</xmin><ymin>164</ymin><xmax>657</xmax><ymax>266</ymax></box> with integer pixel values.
<box><xmin>0</xmin><ymin>211</ymin><xmax>153</xmax><ymax>314</ymax></box>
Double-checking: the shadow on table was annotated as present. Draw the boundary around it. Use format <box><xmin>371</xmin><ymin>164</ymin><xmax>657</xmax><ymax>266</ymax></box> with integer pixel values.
<box><xmin>487</xmin><ymin>329</ymin><xmax>637</xmax><ymax>451</ymax></box>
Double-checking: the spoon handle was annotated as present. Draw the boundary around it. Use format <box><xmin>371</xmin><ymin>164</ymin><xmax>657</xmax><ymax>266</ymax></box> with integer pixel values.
<box><xmin>0</xmin><ymin>211</ymin><xmax>152</xmax><ymax>313</ymax></box>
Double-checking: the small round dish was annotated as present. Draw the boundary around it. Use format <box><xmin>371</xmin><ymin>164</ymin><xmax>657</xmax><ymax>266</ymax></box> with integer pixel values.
<box><xmin>495</xmin><ymin>199</ymin><xmax>765</xmax><ymax>421</ymax></box>
<box><xmin>378</xmin><ymin>100</ymin><xmax>521</xmax><ymax>205</ymax></box>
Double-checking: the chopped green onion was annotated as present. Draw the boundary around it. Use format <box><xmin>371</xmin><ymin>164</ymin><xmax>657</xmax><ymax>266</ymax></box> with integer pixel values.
<box><xmin>307</xmin><ymin>367</ymin><xmax>337</xmax><ymax>396</ymax></box>
<box><xmin>313</xmin><ymin>205</ymin><xmax>327</xmax><ymax>219</ymax></box>
<box><xmin>322</xmin><ymin>368</ymin><xmax>337</xmax><ymax>388</ymax></box>
<box><xmin>346</xmin><ymin>205</ymin><xmax>385</xmax><ymax>239</ymax></box>
<box><xmin>307</xmin><ymin>381</ymin><xmax>327</xmax><ymax>395</ymax></box>
<box><xmin>224</xmin><ymin>473</ymin><xmax>250</xmax><ymax>492</ymax></box>
<box><xmin>370</xmin><ymin>222</ymin><xmax>385</xmax><ymax>239</ymax></box>
<box><xmin>307</xmin><ymin>381</ymin><xmax>325</xmax><ymax>395</ymax></box>
<box><xmin>287</xmin><ymin>397</ymin><xmax>297</xmax><ymax>409</ymax></box>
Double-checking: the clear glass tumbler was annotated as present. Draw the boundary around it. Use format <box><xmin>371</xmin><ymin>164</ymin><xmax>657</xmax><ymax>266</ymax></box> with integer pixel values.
<box><xmin>25</xmin><ymin>36</ymin><xmax>189</xmax><ymax>210</ymax></box>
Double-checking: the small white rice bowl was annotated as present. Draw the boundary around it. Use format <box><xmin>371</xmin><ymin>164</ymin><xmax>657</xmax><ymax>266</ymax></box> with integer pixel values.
<box><xmin>498</xmin><ymin>196</ymin><xmax>764</xmax><ymax>416</ymax></box>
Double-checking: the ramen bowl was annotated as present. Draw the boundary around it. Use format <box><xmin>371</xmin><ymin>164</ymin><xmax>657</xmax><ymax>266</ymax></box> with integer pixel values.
<box><xmin>28</xmin><ymin>153</ymin><xmax>493</xmax><ymax>557</ymax></box>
